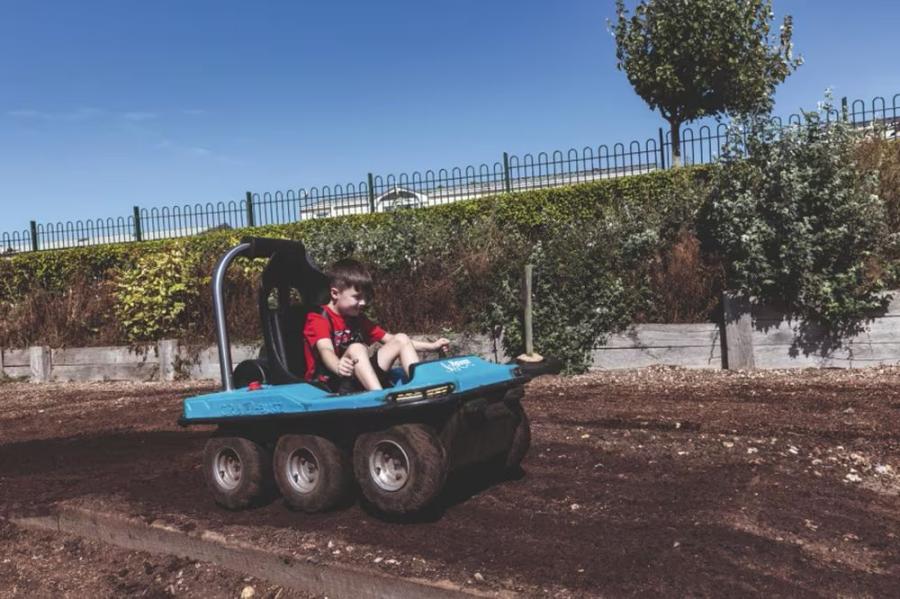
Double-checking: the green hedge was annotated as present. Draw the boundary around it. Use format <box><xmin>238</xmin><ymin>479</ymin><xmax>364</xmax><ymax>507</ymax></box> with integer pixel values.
<box><xmin>0</xmin><ymin>166</ymin><xmax>719</xmax><ymax>371</ymax></box>
<box><xmin>4</xmin><ymin>132</ymin><xmax>896</xmax><ymax>372</ymax></box>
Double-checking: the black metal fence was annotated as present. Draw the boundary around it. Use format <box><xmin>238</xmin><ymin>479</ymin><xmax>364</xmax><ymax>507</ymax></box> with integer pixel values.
<box><xmin>3</xmin><ymin>93</ymin><xmax>898</xmax><ymax>254</ymax></box>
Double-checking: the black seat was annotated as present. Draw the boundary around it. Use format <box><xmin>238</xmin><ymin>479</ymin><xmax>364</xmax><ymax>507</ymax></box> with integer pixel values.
<box><xmin>261</xmin><ymin>249</ymin><xmax>329</xmax><ymax>384</ymax></box>
<box><xmin>232</xmin><ymin>241</ymin><xmax>329</xmax><ymax>388</ymax></box>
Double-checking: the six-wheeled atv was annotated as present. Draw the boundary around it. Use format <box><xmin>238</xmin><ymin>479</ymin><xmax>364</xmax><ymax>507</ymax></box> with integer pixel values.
<box><xmin>179</xmin><ymin>237</ymin><xmax>535</xmax><ymax>515</ymax></box>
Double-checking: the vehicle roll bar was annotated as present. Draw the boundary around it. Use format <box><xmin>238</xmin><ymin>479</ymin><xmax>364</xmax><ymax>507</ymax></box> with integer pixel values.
<box><xmin>213</xmin><ymin>242</ymin><xmax>251</xmax><ymax>390</ymax></box>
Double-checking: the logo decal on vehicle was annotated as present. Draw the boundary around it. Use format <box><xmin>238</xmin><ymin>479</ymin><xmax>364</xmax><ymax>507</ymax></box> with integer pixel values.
<box><xmin>441</xmin><ymin>358</ymin><xmax>472</xmax><ymax>373</ymax></box>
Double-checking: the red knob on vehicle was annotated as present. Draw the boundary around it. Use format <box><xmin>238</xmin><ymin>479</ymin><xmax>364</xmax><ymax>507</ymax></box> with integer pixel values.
<box><xmin>248</xmin><ymin>381</ymin><xmax>262</xmax><ymax>391</ymax></box>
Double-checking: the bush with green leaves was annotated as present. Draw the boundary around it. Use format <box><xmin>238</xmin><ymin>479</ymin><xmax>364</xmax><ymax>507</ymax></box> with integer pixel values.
<box><xmin>483</xmin><ymin>217</ymin><xmax>660</xmax><ymax>373</ymax></box>
<box><xmin>2</xmin><ymin>167</ymin><xmax>714</xmax><ymax>372</ymax></box>
<box><xmin>698</xmin><ymin>100</ymin><xmax>889</xmax><ymax>341</ymax></box>
<box><xmin>114</xmin><ymin>246</ymin><xmax>201</xmax><ymax>341</ymax></box>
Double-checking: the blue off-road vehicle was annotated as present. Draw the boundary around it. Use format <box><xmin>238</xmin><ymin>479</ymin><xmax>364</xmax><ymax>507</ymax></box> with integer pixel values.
<box><xmin>179</xmin><ymin>237</ymin><xmax>533</xmax><ymax>515</ymax></box>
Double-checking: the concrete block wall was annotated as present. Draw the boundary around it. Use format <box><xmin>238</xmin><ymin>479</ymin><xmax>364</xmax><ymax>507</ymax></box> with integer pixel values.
<box><xmin>0</xmin><ymin>331</ymin><xmax>506</xmax><ymax>384</ymax></box>
<box><xmin>722</xmin><ymin>291</ymin><xmax>900</xmax><ymax>369</ymax></box>
<box><xmin>4</xmin><ymin>292</ymin><xmax>900</xmax><ymax>383</ymax></box>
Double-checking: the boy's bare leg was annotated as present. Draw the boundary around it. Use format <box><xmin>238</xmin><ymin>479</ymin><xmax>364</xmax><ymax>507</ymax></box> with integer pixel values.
<box><xmin>377</xmin><ymin>333</ymin><xmax>420</xmax><ymax>377</ymax></box>
<box><xmin>345</xmin><ymin>343</ymin><xmax>382</xmax><ymax>390</ymax></box>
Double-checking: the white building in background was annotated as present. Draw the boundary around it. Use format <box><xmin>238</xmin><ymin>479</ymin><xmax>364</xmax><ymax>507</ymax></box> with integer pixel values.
<box><xmin>296</xmin><ymin>163</ymin><xmax>659</xmax><ymax>220</ymax></box>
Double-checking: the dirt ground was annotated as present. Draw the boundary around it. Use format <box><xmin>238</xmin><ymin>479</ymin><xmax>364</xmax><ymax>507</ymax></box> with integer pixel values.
<box><xmin>0</xmin><ymin>518</ymin><xmax>313</xmax><ymax>599</ymax></box>
<box><xmin>1</xmin><ymin>367</ymin><xmax>899</xmax><ymax>597</ymax></box>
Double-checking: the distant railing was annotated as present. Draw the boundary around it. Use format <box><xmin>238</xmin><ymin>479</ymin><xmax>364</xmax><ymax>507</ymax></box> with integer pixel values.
<box><xmin>3</xmin><ymin>92</ymin><xmax>898</xmax><ymax>254</ymax></box>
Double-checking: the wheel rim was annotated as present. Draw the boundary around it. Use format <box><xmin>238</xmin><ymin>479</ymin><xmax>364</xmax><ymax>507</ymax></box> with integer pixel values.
<box><xmin>369</xmin><ymin>440</ymin><xmax>410</xmax><ymax>492</ymax></box>
<box><xmin>285</xmin><ymin>447</ymin><xmax>319</xmax><ymax>494</ymax></box>
<box><xmin>213</xmin><ymin>448</ymin><xmax>242</xmax><ymax>490</ymax></box>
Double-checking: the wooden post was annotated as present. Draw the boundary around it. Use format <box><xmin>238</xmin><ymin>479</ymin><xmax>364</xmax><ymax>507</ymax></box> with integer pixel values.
<box><xmin>158</xmin><ymin>339</ymin><xmax>179</xmax><ymax>382</ymax></box>
<box><xmin>524</xmin><ymin>264</ymin><xmax>534</xmax><ymax>356</ymax></box>
<box><xmin>29</xmin><ymin>346</ymin><xmax>51</xmax><ymax>382</ymax></box>
<box><xmin>722</xmin><ymin>291</ymin><xmax>755</xmax><ymax>369</ymax></box>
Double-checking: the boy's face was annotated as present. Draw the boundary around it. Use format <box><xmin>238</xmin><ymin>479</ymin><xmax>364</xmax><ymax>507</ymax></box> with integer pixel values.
<box><xmin>330</xmin><ymin>285</ymin><xmax>367</xmax><ymax>317</ymax></box>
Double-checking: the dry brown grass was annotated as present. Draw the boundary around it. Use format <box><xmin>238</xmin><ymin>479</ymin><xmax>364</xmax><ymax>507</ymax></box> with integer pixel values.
<box><xmin>856</xmin><ymin>135</ymin><xmax>900</xmax><ymax>237</ymax></box>
<box><xmin>641</xmin><ymin>228</ymin><xmax>724</xmax><ymax>323</ymax></box>
<box><xmin>0</xmin><ymin>275</ymin><xmax>122</xmax><ymax>348</ymax></box>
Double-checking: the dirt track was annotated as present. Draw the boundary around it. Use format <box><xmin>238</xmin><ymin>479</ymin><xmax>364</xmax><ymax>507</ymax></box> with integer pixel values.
<box><xmin>1</xmin><ymin>368</ymin><xmax>899</xmax><ymax>597</ymax></box>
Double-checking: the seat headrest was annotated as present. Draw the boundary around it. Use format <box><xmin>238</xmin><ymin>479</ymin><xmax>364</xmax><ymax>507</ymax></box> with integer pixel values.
<box><xmin>260</xmin><ymin>250</ymin><xmax>329</xmax><ymax>307</ymax></box>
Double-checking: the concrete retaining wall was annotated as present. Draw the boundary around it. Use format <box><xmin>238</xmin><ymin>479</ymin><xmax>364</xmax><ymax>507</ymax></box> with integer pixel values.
<box><xmin>594</xmin><ymin>291</ymin><xmax>900</xmax><ymax>371</ymax></box>
<box><xmin>590</xmin><ymin>323</ymin><xmax>722</xmax><ymax>370</ymax></box>
<box><xmin>723</xmin><ymin>292</ymin><xmax>900</xmax><ymax>369</ymax></box>
<box><xmin>0</xmin><ymin>332</ymin><xmax>505</xmax><ymax>383</ymax></box>
<box><xmin>4</xmin><ymin>291</ymin><xmax>900</xmax><ymax>382</ymax></box>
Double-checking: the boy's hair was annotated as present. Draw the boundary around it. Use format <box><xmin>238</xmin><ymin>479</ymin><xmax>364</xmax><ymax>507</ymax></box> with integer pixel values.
<box><xmin>326</xmin><ymin>259</ymin><xmax>374</xmax><ymax>299</ymax></box>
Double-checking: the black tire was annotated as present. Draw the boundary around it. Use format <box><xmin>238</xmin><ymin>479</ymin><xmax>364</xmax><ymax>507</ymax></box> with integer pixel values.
<box><xmin>203</xmin><ymin>433</ymin><xmax>272</xmax><ymax>510</ymax></box>
<box><xmin>273</xmin><ymin>434</ymin><xmax>352</xmax><ymax>513</ymax></box>
<box><xmin>503</xmin><ymin>402</ymin><xmax>531</xmax><ymax>469</ymax></box>
<box><xmin>353</xmin><ymin>424</ymin><xmax>448</xmax><ymax>515</ymax></box>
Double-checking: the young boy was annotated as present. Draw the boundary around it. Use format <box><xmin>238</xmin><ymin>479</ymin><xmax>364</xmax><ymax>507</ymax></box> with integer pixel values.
<box><xmin>303</xmin><ymin>258</ymin><xmax>449</xmax><ymax>393</ymax></box>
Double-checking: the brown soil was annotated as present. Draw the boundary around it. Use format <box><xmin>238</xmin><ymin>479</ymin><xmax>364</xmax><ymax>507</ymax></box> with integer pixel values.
<box><xmin>0</xmin><ymin>519</ymin><xmax>312</xmax><ymax>598</ymax></box>
<box><xmin>1</xmin><ymin>368</ymin><xmax>899</xmax><ymax>597</ymax></box>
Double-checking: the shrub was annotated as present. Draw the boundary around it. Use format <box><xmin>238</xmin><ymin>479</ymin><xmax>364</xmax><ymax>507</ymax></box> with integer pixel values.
<box><xmin>1</xmin><ymin>168</ymin><xmax>714</xmax><ymax>373</ymax></box>
<box><xmin>114</xmin><ymin>246</ymin><xmax>201</xmax><ymax>341</ymax></box>
<box><xmin>698</xmin><ymin>99</ymin><xmax>890</xmax><ymax>342</ymax></box>
<box><xmin>484</xmin><ymin>216</ymin><xmax>666</xmax><ymax>373</ymax></box>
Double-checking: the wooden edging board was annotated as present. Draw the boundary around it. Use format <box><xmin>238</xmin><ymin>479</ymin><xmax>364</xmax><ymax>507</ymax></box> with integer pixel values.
<box><xmin>12</xmin><ymin>507</ymin><xmax>495</xmax><ymax>599</ymax></box>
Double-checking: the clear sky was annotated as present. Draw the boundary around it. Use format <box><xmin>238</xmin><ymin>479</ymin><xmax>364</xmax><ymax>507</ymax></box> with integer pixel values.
<box><xmin>1</xmin><ymin>0</ymin><xmax>898</xmax><ymax>230</ymax></box>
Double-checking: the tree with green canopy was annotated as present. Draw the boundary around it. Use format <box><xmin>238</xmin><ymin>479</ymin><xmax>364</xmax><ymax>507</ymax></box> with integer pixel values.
<box><xmin>612</xmin><ymin>0</ymin><xmax>802</xmax><ymax>166</ymax></box>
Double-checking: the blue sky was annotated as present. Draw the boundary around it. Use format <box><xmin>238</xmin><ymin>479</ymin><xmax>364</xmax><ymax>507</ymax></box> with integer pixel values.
<box><xmin>1</xmin><ymin>0</ymin><xmax>898</xmax><ymax>229</ymax></box>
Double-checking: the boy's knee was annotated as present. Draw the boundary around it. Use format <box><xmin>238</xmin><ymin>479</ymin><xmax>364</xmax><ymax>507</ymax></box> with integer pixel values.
<box><xmin>392</xmin><ymin>333</ymin><xmax>411</xmax><ymax>345</ymax></box>
<box><xmin>346</xmin><ymin>343</ymin><xmax>368</xmax><ymax>357</ymax></box>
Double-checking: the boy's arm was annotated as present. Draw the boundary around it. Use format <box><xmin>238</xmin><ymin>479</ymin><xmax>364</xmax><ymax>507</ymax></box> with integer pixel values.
<box><xmin>315</xmin><ymin>338</ymin><xmax>360</xmax><ymax>377</ymax></box>
<box><xmin>314</xmin><ymin>338</ymin><xmax>343</xmax><ymax>375</ymax></box>
<box><xmin>306</xmin><ymin>312</ymin><xmax>354</xmax><ymax>377</ymax></box>
<box><xmin>381</xmin><ymin>332</ymin><xmax>450</xmax><ymax>352</ymax></box>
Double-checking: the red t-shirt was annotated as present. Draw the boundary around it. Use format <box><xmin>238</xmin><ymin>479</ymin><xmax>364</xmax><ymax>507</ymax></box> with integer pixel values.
<box><xmin>303</xmin><ymin>305</ymin><xmax>386</xmax><ymax>381</ymax></box>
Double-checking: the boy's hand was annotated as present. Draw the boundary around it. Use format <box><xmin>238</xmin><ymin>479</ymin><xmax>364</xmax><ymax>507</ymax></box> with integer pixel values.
<box><xmin>430</xmin><ymin>338</ymin><xmax>451</xmax><ymax>352</ymax></box>
<box><xmin>338</xmin><ymin>354</ymin><xmax>359</xmax><ymax>377</ymax></box>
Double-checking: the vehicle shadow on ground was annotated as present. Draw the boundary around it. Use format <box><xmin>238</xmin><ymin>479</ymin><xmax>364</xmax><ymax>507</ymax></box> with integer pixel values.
<box><xmin>359</xmin><ymin>461</ymin><xmax>525</xmax><ymax>524</ymax></box>
<box><xmin>0</xmin><ymin>429</ymin><xmax>519</xmax><ymax>524</ymax></box>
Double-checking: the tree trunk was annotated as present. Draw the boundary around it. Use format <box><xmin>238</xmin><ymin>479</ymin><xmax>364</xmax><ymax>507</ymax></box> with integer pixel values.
<box><xmin>669</xmin><ymin>118</ymin><xmax>682</xmax><ymax>168</ymax></box>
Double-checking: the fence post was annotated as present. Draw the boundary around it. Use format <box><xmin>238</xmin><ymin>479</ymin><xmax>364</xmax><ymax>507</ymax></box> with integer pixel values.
<box><xmin>245</xmin><ymin>191</ymin><xmax>255</xmax><ymax>227</ymax></box>
<box><xmin>841</xmin><ymin>96</ymin><xmax>849</xmax><ymax>122</ymax></box>
<box><xmin>721</xmin><ymin>291</ymin><xmax>755</xmax><ymax>370</ymax></box>
<box><xmin>158</xmin><ymin>339</ymin><xmax>179</xmax><ymax>382</ymax></box>
<box><xmin>29</xmin><ymin>345</ymin><xmax>51</xmax><ymax>382</ymax></box>
<box><xmin>29</xmin><ymin>220</ymin><xmax>38</xmax><ymax>252</ymax></box>
<box><xmin>658</xmin><ymin>127</ymin><xmax>666</xmax><ymax>170</ymax></box>
<box><xmin>523</xmin><ymin>264</ymin><xmax>534</xmax><ymax>356</ymax></box>
<box><xmin>132</xmin><ymin>206</ymin><xmax>142</xmax><ymax>242</ymax></box>
<box><xmin>502</xmin><ymin>152</ymin><xmax>512</xmax><ymax>193</ymax></box>
<box><xmin>367</xmin><ymin>173</ymin><xmax>376</xmax><ymax>213</ymax></box>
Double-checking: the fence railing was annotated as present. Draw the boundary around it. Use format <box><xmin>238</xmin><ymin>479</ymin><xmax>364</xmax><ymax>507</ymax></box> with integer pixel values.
<box><xmin>3</xmin><ymin>93</ymin><xmax>898</xmax><ymax>255</ymax></box>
